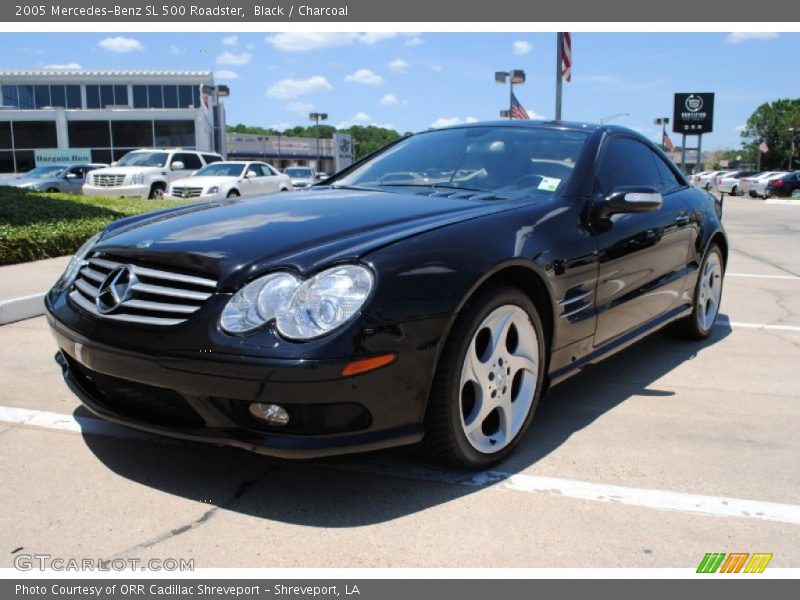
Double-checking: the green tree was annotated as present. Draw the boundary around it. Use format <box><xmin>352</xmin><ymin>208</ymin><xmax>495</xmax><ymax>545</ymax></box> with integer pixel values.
<box><xmin>740</xmin><ymin>99</ymin><xmax>800</xmax><ymax>170</ymax></box>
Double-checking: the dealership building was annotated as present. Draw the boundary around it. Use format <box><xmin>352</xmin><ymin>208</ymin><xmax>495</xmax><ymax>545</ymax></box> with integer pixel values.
<box><xmin>0</xmin><ymin>69</ymin><xmax>227</xmax><ymax>173</ymax></box>
<box><xmin>227</xmin><ymin>133</ymin><xmax>337</xmax><ymax>173</ymax></box>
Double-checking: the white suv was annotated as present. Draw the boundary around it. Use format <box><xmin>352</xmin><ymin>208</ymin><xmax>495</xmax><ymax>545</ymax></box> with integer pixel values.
<box><xmin>82</xmin><ymin>148</ymin><xmax>222</xmax><ymax>199</ymax></box>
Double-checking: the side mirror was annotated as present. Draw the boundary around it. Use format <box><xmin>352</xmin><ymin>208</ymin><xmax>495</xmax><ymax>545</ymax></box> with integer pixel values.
<box><xmin>245</xmin><ymin>170</ymin><xmax>257</xmax><ymax>178</ymax></box>
<box><xmin>65</xmin><ymin>173</ymin><xmax>78</xmax><ymax>179</ymax></box>
<box><xmin>110</xmin><ymin>161</ymin><xmax>118</xmax><ymax>167</ymax></box>
<box><xmin>596</xmin><ymin>186</ymin><xmax>663</xmax><ymax>219</ymax></box>
<box><xmin>171</xmin><ymin>161</ymin><xmax>185</xmax><ymax>171</ymax></box>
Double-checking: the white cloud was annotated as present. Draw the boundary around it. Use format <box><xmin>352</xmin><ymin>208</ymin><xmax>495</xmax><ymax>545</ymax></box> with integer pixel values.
<box><xmin>336</xmin><ymin>112</ymin><xmax>381</xmax><ymax>129</ymax></box>
<box><xmin>98</xmin><ymin>36</ymin><xmax>143</xmax><ymax>53</ymax></box>
<box><xmin>285</xmin><ymin>101</ymin><xmax>315</xmax><ymax>113</ymax></box>
<box><xmin>222</xmin><ymin>35</ymin><xmax>239</xmax><ymax>46</ymax></box>
<box><xmin>214</xmin><ymin>70</ymin><xmax>239</xmax><ymax>80</ymax></box>
<box><xmin>20</xmin><ymin>47</ymin><xmax>45</xmax><ymax>55</ymax></box>
<box><xmin>344</xmin><ymin>69</ymin><xmax>384</xmax><ymax>86</ymax></box>
<box><xmin>725</xmin><ymin>32</ymin><xmax>780</xmax><ymax>44</ymax></box>
<box><xmin>265</xmin><ymin>32</ymin><xmax>421</xmax><ymax>52</ymax></box>
<box><xmin>431</xmin><ymin>116</ymin><xmax>478</xmax><ymax>128</ymax></box>
<box><xmin>380</xmin><ymin>93</ymin><xmax>399</xmax><ymax>106</ymax></box>
<box><xmin>735</xmin><ymin>124</ymin><xmax>747</xmax><ymax>132</ymax></box>
<box><xmin>216</xmin><ymin>50</ymin><xmax>252</xmax><ymax>66</ymax></box>
<box><xmin>513</xmin><ymin>40</ymin><xmax>533</xmax><ymax>55</ymax></box>
<box><xmin>43</xmin><ymin>62</ymin><xmax>81</xmax><ymax>69</ymax></box>
<box><xmin>168</xmin><ymin>44</ymin><xmax>183</xmax><ymax>55</ymax></box>
<box><xmin>431</xmin><ymin>65</ymin><xmax>443</xmax><ymax>72</ymax></box>
<box><xmin>388</xmin><ymin>59</ymin><xmax>409</xmax><ymax>73</ymax></box>
<box><xmin>266</xmin><ymin>75</ymin><xmax>333</xmax><ymax>100</ymax></box>
<box><xmin>405</xmin><ymin>36</ymin><xmax>424</xmax><ymax>47</ymax></box>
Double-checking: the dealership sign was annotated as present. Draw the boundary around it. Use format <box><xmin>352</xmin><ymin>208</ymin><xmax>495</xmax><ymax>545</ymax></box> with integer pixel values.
<box><xmin>673</xmin><ymin>93</ymin><xmax>714</xmax><ymax>134</ymax></box>
<box><xmin>34</xmin><ymin>148</ymin><xmax>92</xmax><ymax>166</ymax></box>
<box><xmin>333</xmin><ymin>133</ymin><xmax>354</xmax><ymax>172</ymax></box>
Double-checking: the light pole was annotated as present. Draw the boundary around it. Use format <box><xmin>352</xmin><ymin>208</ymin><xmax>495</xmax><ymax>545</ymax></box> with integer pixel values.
<box><xmin>789</xmin><ymin>127</ymin><xmax>796</xmax><ymax>171</ymax></box>
<box><xmin>495</xmin><ymin>70</ymin><xmax>525</xmax><ymax>119</ymax></box>
<box><xmin>653</xmin><ymin>117</ymin><xmax>670</xmax><ymax>150</ymax></box>
<box><xmin>309</xmin><ymin>112</ymin><xmax>328</xmax><ymax>171</ymax></box>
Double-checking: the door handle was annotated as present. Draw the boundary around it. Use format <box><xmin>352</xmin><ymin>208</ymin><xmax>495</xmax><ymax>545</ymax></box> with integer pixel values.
<box><xmin>675</xmin><ymin>214</ymin><xmax>690</xmax><ymax>226</ymax></box>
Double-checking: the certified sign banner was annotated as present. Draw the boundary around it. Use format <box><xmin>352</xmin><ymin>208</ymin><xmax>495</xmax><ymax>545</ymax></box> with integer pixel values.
<box><xmin>34</xmin><ymin>148</ymin><xmax>92</xmax><ymax>166</ymax></box>
<box><xmin>672</xmin><ymin>93</ymin><xmax>715</xmax><ymax>134</ymax></box>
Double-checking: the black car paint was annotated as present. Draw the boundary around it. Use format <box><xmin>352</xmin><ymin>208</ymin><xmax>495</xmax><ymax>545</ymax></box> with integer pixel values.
<box><xmin>46</xmin><ymin>121</ymin><xmax>727</xmax><ymax>458</ymax></box>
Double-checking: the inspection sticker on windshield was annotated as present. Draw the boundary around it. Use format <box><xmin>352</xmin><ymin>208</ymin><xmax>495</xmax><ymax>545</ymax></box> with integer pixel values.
<box><xmin>538</xmin><ymin>177</ymin><xmax>561</xmax><ymax>192</ymax></box>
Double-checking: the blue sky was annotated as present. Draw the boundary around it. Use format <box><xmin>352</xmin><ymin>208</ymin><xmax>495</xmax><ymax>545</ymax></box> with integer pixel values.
<box><xmin>3</xmin><ymin>31</ymin><xmax>798</xmax><ymax>149</ymax></box>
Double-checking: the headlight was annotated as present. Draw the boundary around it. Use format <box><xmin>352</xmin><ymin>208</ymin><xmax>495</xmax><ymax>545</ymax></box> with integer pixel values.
<box><xmin>207</xmin><ymin>186</ymin><xmax>219</xmax><ymax>195</ymax></box>
<box><xmin>132</xmin><ymin>173</ymin><xmax>144</xmax><ymax>185</ymax></box>
<box><xmin>53</xmin><ymin>233</ymin><xmax>101</xmax><ymax>292</ymax></box>
<box><xmin>219</xmin><ymin>265</ymin><xmax>374</xmax><ymax>339</ymax></box>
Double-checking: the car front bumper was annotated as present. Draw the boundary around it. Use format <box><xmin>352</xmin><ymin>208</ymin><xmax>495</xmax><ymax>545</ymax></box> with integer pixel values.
<box><xmin>83</xmin><ymin>184</ymin><xmax>149</xmax><ymax>198</ymax></box>
<box><xmin>46</xmin><ymin>307</ymin><xmax>431</xmax><ymax>459</ymax></box>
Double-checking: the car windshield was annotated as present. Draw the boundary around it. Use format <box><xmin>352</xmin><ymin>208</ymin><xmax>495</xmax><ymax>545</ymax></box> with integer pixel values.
<box><xmin>194</xmin><ymin>163</ymin><xmax>246</xmax><ymax>178</ymax></box>
<box><xmin>285</xmin><ymin>168</ymin><xmax>313</xmax><ymax>177</ymax></box>
<box><xmin>21</xmin><ymin>166</ymin><xmax>66</xmax><ymax>179</ymax></box>
<box><xmin>116</xmin><ymin>151</ymin><xmax>169</xmax><ymax>167</ymax></box>
<box><xmin>332</xmin><ymin>126</ymin><xmax>589</xmax><ymax>195</ymax></box>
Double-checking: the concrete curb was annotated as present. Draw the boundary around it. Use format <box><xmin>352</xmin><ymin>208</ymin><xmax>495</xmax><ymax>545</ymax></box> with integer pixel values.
<box><xmin>0</xmin><ymin>293</ymin><xmax>46</xmax><ymax>325</ymax></box>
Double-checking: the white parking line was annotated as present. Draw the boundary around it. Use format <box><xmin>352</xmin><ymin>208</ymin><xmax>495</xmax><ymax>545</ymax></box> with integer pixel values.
<box><xmin>722</xmin><ymin>320</ymin><xmax>800</xmax><ymax>333</ymax></box>
<box><xmin>2</xmin><ymin>405</ymin><xmax>800</xmax><ymax>526</ymax></box>
<box><xmin>728</xmin><ymin>273</ymin><xmax>800</xmax><ymax>281</ymax></box>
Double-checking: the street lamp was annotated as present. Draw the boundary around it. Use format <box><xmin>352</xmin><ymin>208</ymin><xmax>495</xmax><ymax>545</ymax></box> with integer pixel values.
<box><xmin>789</xmin><ymin>127</ymin><xmax>797</xmax><ymax>171</ymax></box>
<box><xmin>495</xmin><ymin>70</ymin><xmax>525</xmax><ymax>119</ymax></box>
<box><xmin>309</xmin><ymin>112</ymin><xmax>328</xmax><ymax>171</ymax></box>
<box><xmin>653</xmin><ymin>117</ymin><xmax>670</xmax><ymax>150</ymax></box>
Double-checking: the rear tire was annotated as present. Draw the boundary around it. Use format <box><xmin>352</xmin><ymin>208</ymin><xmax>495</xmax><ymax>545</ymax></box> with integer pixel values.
<box><xmin>148</xmin><ymin>183</ymin><xmax>166</xmax><ymax>200</ymax></box>
<box><xmin>731</xmin><ymin>185</ymin><xmax>739</xmax><ymax>196</ymax></box>
<box><xmin>674</xmin><ymin>244</ymin><xmax>724</xmax><ymax>340</ymax></box>
<box><xmin>226</xmin><ymin>189</ymin><xmax>240</xmax><ymax>198</ymax></box>
<box><xmin>45</xmin><ymin>187</ymin><xmax>59</xmax><ymax>193</ymax></box>
<box><xmin>424</xmin><ymin>285</ymin><xmax>546</xmax><ymax>469</ymax></box>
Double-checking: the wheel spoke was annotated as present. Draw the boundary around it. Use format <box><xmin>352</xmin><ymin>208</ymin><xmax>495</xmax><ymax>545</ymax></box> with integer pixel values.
<box><xmin>465</xmin><ymin>344</ymin><xmax>490</xmax><ymax>384</ymax></box>
<box><xmin>507</xmin><ymin>351</ymin><xmax>537</xmax><ymax>376</ymax></box>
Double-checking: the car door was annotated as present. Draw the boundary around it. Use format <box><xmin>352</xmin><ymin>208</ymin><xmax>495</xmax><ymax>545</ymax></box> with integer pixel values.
<box><xmin>259</xmin><ymin>163</ymin><xmax>282</xmax><ymax>194</ymax></box>
<box><xmin>63</xmin><ymin>166</ymin><xmax>87</xmax><ymax>193</ymax></box>
<box><xmin>592</xmin><ymin>136</ymin><xmax>694</xmax><ymax>346</ymax></box>
<box><xmin>169</xmin><ymin>153</ymin><xmax>202</xmax><ymax>181</ymax></box>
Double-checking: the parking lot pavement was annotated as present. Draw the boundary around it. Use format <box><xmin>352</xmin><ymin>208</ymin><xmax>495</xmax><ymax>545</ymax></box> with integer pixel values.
<box><xmin>1</xmin><ymin>195</ymin><xmax>798</xmax><ymax>568</ymax></box>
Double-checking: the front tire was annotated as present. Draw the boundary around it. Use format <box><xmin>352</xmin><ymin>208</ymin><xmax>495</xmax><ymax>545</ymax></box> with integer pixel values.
<box><xmin>148</xmin><ymin>183</ymin><xmax>166</xmax><ymax>200</ymax></box>
<box><xmin>675</xmin><ymin>244</ymin><xmax>724</xmax><ymax>339</ymax></box>
<box><xmin>226</xmin><ymin>189</ymin><xmax>240</xmax><ymax>198</ymax></box>
<box><xmin>424</xmin><ymin>285</ymin><xmax>546</xmax><ymax>469</ymax></box>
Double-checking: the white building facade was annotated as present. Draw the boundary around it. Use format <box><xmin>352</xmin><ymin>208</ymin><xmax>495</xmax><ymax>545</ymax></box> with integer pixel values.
<box><xmin>0</xmin><ymin>69</ymin><xmax>226</xmax><ymax>173</ymax></box>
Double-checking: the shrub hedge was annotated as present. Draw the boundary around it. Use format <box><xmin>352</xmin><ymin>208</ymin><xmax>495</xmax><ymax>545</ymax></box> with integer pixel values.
<box><xmin>0</xmin><ymin>187</ymin><xmax>192</xmax><ymax>265</ymax></box>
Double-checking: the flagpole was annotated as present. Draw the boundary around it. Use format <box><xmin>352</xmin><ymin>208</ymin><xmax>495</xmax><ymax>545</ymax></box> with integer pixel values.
<box><xmin>555</xmin><ymin>33</ymin><xmax>563</xmax><ymax>121</ymax></box>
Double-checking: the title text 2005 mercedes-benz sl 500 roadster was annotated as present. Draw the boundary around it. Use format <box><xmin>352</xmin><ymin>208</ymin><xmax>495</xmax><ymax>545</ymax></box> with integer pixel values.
<box><xmin>46</xmin><ymin>121</ymin><xmax>726</xmax><ymax>469</ymax></box>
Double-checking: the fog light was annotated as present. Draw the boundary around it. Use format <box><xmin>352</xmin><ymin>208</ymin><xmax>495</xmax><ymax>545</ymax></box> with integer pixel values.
<box><xmin>248</xmin><ymin>403</ymin><xmax>290</xmax><ymax>427</ymax></box>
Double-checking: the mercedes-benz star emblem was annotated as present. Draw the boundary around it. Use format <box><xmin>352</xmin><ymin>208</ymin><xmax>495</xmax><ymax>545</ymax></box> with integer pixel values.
<box><xmin>96</xmin><ymin>266</ymin><xmax>138</xmax><ymax>314</ymax></box>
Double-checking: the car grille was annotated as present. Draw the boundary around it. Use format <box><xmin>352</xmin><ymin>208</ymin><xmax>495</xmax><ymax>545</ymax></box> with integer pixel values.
<box><xmin>92</xmin><ymin>173</ymin><xmax>126</xmax><ymax>187</ymax></box>
<box><xmin>171</xmin><ymin>186</ymin><xmax>204</xmax><ymax>198</ymax></box>
<box><xmin>68</xmin><ymin>357</ymin><xmax>204</xmax><ymax>428</ymax></box>
<box><xmin>69</xmin><ymin>253</ymin><xmax>218</xmax><ymax>326</ymax></box>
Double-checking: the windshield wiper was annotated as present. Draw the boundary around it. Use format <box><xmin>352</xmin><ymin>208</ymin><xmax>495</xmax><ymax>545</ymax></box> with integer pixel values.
<box><xmin>329</xmin><ymin>184</ymin><xmax>384</xmax><ymax>192</ymax></box>
<box><xmin>377</xmin><ymin>183</ymin><xmax>489</xmax><ymax>193</ymax></box>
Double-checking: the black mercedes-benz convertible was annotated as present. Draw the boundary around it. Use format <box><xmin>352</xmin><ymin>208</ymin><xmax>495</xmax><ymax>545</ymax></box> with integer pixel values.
<box><xmin>46</xmin><ymin>121</ymin><xmax>726</xmax><ymax>469</ymax></box>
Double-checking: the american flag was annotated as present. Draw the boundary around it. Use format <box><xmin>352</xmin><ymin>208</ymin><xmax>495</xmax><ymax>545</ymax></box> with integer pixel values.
<box><xmin>510</xmin><ymin>93</ymin><xmax>530</xmax><ymax>120</ymax></box>
<box><xmin>759</xmin><ymin>140</ymin><xmax>770</xmax><ymax>153</ymax></box>
<box><xmin>561</xmin><ymin>32</ymin><xmax>572</xmax><ymax>82</ymax></box>
<box><xmin>663</xmin><ymin>132</ymin><xmax>675</xmax><ymax>152</ymax></box>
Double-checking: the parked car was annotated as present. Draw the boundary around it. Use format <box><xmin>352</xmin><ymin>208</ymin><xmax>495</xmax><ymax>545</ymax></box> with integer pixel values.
<box><xmin>1</xmin><ymin>163</ymin><xmax>106</xmax><ymax>194</ymax></box>
<box><xmin>46</xmin><ymin>121</ymin><xmax>726</xmax><ymax>469</ymax></box>
<box><xmin>741</xmin><ymin>171</ymin><xmax>789</xmax><ymax>198</ymax></box>
<box><xmin>82</xmin><ymin>149</ymin><xmax>223</xmax><ymax>199</ymax></box>
<box><xmin>166</xmin><ymin>161</ymin><xmax>292</xmax><ymax>201</ymax></box>
<box><xmin>713</xmin><ymin>170</ymin><xmax>757</xmax><ymax>196</ymax></box>
<box><xmin>283</xmin><ymin>166</ymin><xmax>317</xmax><ymax>189</ymax></box>
<box><xmin>765</xmin><ymin>171</ymin><xmax>800</xmax><ymax>198</ymax></box>
<box><xmin>692</xmin><ymin>170</ymin><xmax>727</xmax><ymax>190</ymax></box>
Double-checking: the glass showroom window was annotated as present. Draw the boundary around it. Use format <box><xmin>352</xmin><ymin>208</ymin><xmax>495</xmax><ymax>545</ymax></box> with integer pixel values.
<box><xmin>154</xmin><ymin>120</ymin><xmax>195</xmax><ymax>147</ymax></box>
<box><xmin>132</xmin><ymin>85</ymin><xmax>199</xmax><ymax>109</ymax></box>
<box><xmin>0</xmin><ymin>84</ymin><xmax>82</xmax><ymax>109</ymax></box>
<box><xmin>86</xmin><ymin>85</ymin><xmax>129</xmax><ymax>109</ymax></box>
<box><xmin>0</xmin><ymin>120</ymin><xmax>57</xmax><ymax>172</ymax></box>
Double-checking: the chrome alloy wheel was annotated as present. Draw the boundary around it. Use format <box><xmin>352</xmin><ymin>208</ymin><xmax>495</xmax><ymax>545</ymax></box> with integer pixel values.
<box><xmin>697</xmin><ymin>251</ymin><xmax>723</xmax><ymax>332</ymax></box>
<box><xmin>458</xmin><ymin>304</ymin><xmax>539</xmax><ymax>453</ymax></box>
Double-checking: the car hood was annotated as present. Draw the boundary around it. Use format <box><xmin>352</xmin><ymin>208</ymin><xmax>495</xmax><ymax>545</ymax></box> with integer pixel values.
<box><xmin>95</xmin><ymin>187</ymin><xmax>527</xmax><ymax>288</ymax></box>
<box><xmin>93</xmin><ymin>166</ymin><xmax>166</xmax><ymax>175</ymax></box>
<box><xmin>170</xmin><ymin>176</ymin><xmax>238</xmax><ymax>187</ymax></box>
